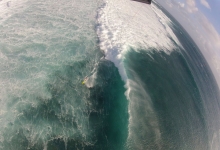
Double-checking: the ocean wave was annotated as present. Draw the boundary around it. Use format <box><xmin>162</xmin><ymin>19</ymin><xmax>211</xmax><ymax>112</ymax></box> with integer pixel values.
<box><xmin>96</xmin><ymin>0</ymin><xmax>184</xmax><ymax>148</ymax></box>
<box><xmin>96</xmin><ymin>0</ymin><xmax>183</xmax><ymax>80</ymax></box>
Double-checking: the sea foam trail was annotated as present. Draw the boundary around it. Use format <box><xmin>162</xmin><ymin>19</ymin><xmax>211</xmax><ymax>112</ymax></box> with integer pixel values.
<box><xmin>96</xmin><ymin>0</ymin><xmax>183</xmax><ymax>149</ymax></box>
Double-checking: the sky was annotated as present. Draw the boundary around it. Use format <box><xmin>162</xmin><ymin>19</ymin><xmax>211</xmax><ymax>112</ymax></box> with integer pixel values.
<box><xmin>155</xmin><ymin>0</ymin><xmax>220</xmax><ymax>88</ymax></box>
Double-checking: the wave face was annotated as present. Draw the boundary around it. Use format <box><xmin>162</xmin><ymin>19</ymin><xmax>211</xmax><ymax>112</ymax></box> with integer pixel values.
<box><xmin>0</xmin><ymin>0</ymin><xmax>220</xmax><ymax>149</ymax></box>
<box><xmin>97</xmin><ymin>0</ymin><xmax>220</xmax><ymax>150</ymax></box>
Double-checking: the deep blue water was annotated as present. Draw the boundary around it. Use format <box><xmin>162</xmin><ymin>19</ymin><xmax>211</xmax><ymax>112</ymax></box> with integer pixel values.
<box><xmin>0</xmin><ymin>0</ymin><xmax>220</xmax><ymax>150</ymax></box>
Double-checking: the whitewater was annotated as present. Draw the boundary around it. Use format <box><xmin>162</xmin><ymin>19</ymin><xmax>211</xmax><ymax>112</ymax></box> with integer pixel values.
<box><xmin>96</xmin><ymin>0</ymin><xmax>184</xmax><ymax>149</ymax></box>
<box><xmin>96</xmin><ymin>0</ymin><xmax>183</xmax><ymax>81</ymax></box>
<box><xmin>0</xmin><ymin>0</ymin><xmax>220</xmax><ymax>149</ymax></box>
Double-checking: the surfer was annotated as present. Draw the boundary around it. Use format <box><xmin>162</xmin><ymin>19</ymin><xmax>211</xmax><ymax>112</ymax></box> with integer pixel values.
<box><xmin>82</xmin><ymin>76</ymin><xmax>88</xmax><ymax>85</ymax></box>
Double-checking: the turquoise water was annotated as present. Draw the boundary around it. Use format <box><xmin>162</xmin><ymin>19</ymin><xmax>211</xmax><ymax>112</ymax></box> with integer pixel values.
<box><xmin>125</xmin><ymin>49</ymin><xmax>209</xmax><ymax>149</ymax></box>
<box><xmin>124</xmin><ymin>10</ymin><xmax>220</xmax><ymax>149</ymax></box>
<box><xmin>0</xmin><ymin>0</ymin><xmax>220</xmax><ymax>149</ymax></box>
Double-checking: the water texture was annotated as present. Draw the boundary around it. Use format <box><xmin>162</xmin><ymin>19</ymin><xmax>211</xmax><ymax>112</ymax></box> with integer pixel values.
<box><xmin>0</xmin><ymin>0</ymin><xmax>220</xmax><ymax>149</ymax></box>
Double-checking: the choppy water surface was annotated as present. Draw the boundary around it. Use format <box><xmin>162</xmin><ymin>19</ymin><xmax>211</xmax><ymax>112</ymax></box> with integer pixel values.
<box><xmin>0</xmin><ymin>0</ymin><xmax>220</xmax><ymax>149</ymax></box>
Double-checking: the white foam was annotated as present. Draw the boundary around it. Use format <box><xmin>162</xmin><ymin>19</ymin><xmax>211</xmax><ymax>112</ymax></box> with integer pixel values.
<box><xmin>125</xmin><ymin>79</ymin><xmax>162</xmax><ymax>148</ymax></box>
<box><xmin>0</xmin><ymin>0</ymin><xmax>102</xmax><ymax>148</ymax></box>
<box><xmin>85</xmin><ymin>71</ymin><xmax>97</xmax><ymax>88</ymax></box>
<box><xmin>96</xmin><ymin>0</ymin><xmax>183</xmax><ymax>147</ymax></box>
<box><xmin>0</xmin><ymin>0</ymin><xmax>28</xmax><ymax>24</ymax></box>
<box><xmin>97</xmin><ymin>0</ymin><xmax>183</xmax><ymax>82</ymax></box>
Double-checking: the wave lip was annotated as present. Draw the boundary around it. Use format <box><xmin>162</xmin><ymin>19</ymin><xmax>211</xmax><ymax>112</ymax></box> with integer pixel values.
<box><xmin>96</xmin><ymin>0</ymin><xmax>183</xmax><ymax>81</ymax></box>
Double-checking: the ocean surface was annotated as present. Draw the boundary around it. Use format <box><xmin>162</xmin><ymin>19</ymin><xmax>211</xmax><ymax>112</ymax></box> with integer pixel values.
<box><xmin>0</xmin><ymin>0</ymin><xmax>220</xmax><ymax>149</ymax></box>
